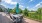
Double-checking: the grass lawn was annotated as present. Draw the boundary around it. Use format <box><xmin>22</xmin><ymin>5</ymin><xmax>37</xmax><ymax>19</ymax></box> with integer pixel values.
<box><xmin>24</xmin><ymin>12</ymin><xmax>42</xmax><ymax>22</ymax></box>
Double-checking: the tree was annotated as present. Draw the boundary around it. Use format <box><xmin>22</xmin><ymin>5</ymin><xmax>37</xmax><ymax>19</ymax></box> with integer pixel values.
<box><xmin>12</xmin><ymin>8</ymin><xmax>22</xmax><ymax>14</ymax></box>
<box><xmin>13</xmin><ymin>8</ymin><xmax>16</xmax><ymax>13</ymax></box>
<box><xmin>18</xmin><ymin>8</ymin><xmax>22</xmax><ymax>13</ymax></box>
<box><xmin>36</xmin><ymin>7</ymin><xmax>42</xmax><ymax>20</ymax></box>
<box><xmin>23</xmin><ymin>8</ymin><xmax>29</xmax><ymax>16</ymax></box>
<box><xmin>9</xmin><ymin>9</ymin><xmax>13</xmax><ymax>13</ymax></box>
<box><xmin>37</xmin><ymin>7</ymin><xmax>42</xmax><ymax>15</ymax></box>
<box><xmin>0</xmin><ymin>7</ymin><xmax>3</xmax><ymax>12</ymax></box>
<box><xmin>7</xmin><ymin>8</ymin><xmax>14</xmax><ymax>13</ymax></box>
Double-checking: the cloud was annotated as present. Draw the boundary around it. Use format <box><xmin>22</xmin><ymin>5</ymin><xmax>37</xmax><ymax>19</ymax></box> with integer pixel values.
<box><xmin>32</xmin><ymin>1</ymin><xmax>42</xmax><ymax>11</ymax></box>
<box><xmin>34</xmin><ymin>2</ymin><xmax>42</xmax><ymax>8</ymax></box>
<box><xmin>1</xmin><ymin>4</ymin><xmax>6</xmax><ymax>8</ymax></box>
<box><xmin>19</xmin><ymin>5</ymin><xmax>24</xmax><ymax>10</ymax></box>
<box><xmin>5</xmin><ymin>0</ymin><xmax>11</xmax><ymax>4</ymax></box>
<box><xmin>27</xmin><ymin>7</ymin><xmax>29</xmax><ymax>8</ymax></box>
<box><xmin>26</xmin><ymin>6</ymin><xmax>36</xmax><ymax>11</ymax></box>
<box><xmin>2</xmin><ymin>0</ymin><xmax>17</xmax><ymax>5</ymax></box>
<box><xmin>2</xmin><ymin>0</ymin><xmax>11</xmax><ymax>3</ymax></box>
<box><xmin>19</xmin><ymin>3</ymin><xmax>24</xmax><ymax>4</ymax></box>
<box><xmin>29</xmin><ymin>0</ymin><xmax>33</xmax><ymax>2</ymax></box>
<box><xmin>29</xmin><ymin>8</ymin><xmax>35</xmax><ymax>11</ymax></box>
<box><xmin>19</xmin><ymin>5</ymin><xmax>23</xmax><ymax>7</ymax></box>
<box><xmin>32</xmin><ymin>2</ymin><xmax>42</xmax><ymax>11</ymax></box>
<box><xmin>11</xmin><ymin>2</ymin><xmax>17</xmax><ymax>5</ymax></box>
<box><xmin>26</xmin><ymin>7</ymin><xmax>29</xmax><ymax>9</ymax></box>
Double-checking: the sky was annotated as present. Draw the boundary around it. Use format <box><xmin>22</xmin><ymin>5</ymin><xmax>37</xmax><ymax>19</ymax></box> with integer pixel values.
<box><xmin>0</xmin><ymin>0</ymin><xmax>42</xmax><ymax>11</ymax></box>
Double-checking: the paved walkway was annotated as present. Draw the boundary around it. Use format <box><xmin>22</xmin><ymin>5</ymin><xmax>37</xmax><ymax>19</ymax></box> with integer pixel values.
<box><xmin>23</xmin><ymin>18</ymin><xmax>41</xmax><ymax>23</ymax></box>
<box><xmin>0</xmin><ymin>12</ymin><xmax>13</xmax><ymax>23</ymax></box>
<box><xmin>0</xmin><ymin>12</ymin><xmax>41</xmax><ymax>23</ymax></box>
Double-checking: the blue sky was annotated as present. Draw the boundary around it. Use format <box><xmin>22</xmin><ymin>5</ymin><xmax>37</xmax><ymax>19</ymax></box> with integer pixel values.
<box><xmin>1</xmin><ymin>0</ymin><xmax>42</xmax><ymax>11</ymax></box>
